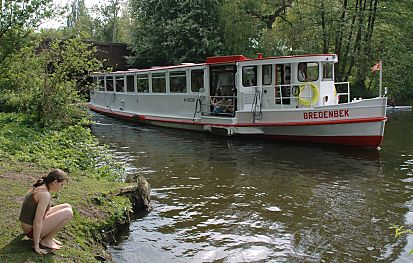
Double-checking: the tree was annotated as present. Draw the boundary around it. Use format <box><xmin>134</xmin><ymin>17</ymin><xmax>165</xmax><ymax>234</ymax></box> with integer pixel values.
<box><xmin>370</xmin><ymin>0</ymin><xmax>413</xmax><ymax>100</ymax></box>
<box><xmin>219</xmin><ymin>0</ymin><xmax>292</xmax><ymax>57</ymax></box>
<box><xmin>0</xmin><ymin>0</ymin><xmax>54</xmax><ymax>64</ymax></box>
<box><xmin>128</xmin><ymin>0</ymin><xmax>224</xmax><ymax>68</ymax></box>
<box><xmin>64</xmin><ymin>0</ymin><xmax>95</xmax><ymax>38</ymax></box>
<box><xmin>1</xmin><ymin>36</ymin><xmax>102</xmax><ymax>127</ymax></box>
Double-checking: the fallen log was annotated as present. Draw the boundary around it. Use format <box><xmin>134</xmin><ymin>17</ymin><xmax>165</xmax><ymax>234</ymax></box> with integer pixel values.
<box><xmin>117</xmin><ymin>175</ymin><xmax>151</xmax><ymax>211</ymax></box>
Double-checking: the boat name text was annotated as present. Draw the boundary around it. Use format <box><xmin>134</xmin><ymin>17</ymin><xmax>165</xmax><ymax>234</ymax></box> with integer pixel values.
<box><xmin>303</xmin><ymin>109</ymin><xmax>349</xmax><ymax>120</ymax></box>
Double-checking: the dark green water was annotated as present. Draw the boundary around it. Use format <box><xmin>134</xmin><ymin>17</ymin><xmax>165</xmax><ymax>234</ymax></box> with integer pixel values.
<box><xmin>90</xmin><ymin>110</ymin><xmax>413</xmax><ymax>263</ymax></box>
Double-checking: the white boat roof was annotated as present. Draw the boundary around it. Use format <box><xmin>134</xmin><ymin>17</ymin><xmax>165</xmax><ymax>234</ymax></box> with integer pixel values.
<box><xmin>92</xmin><ymin>54</ymin><xmax>338</xmax><ymax>75</ymax></box>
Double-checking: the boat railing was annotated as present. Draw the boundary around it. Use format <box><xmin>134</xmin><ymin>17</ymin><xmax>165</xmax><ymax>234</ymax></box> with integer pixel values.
<box><xmin>209</xmin><ymin>95</ymin><xmax>236</xmax><ymax>117</ymax></box>
<box><xmin>334</xmin><ymin>81</ymin><xmax>350</xmax><ymax>103</ymax></box>
<box><xmin>273</xmin><ymin>84</ymin><xmax>296</xmax><ymax>109</ymax></box>
<box><xmin>268</xmin><ymin>84</ymin><xmax>317</xmax><ymax>109</ymax></box>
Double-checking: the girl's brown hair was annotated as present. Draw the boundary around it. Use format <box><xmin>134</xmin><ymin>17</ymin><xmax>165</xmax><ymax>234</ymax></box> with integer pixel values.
<box><xmin>33</xmin><ymin>169</ymin><xmax>68</xmax><ymax>189</ymax></box>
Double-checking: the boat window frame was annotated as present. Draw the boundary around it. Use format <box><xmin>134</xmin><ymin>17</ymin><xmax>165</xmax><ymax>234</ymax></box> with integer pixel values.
<box><xmin>322</xmin><ymin>62</ymin><xmax>334</xmax><ymax>81</ymax></box>
<box><xmin>105</xmin><ymin>75</ymin><xmax>114</xmax><ymax>92</ymax></box>
<box><xmin>115</xmin><ymin>74</ymin><xmax>125</xmax><ymax>92</ymax></box>
<box><xmin>92</xmin><ymin>76</ymin><xmax>98</xmax><ymax>91</ymax></box>
<box><xmin>297</xmin><ymin>62</ymin><xmax>319</xmax><ymax>82</ymax></box>
<box><xmin>126</xmin><ymin>74</ymin><xmax>136</xmax><ymax>93</ymax></box>
<box><xmin>169</xmin><ymin>70</ymin><xmax>187</xmax><ymax>93</ymax></box>
<box><xmin>98</xmin><ymin>76</ymin><xmax>105</xmax><ymax>91</ymax></box>
<box><xmin>242</xmin><ymin>65</ymin><xmax>257</xmax><ymax>87</ymax></box>
<box><xmin>137</xmin><ymin>73</ymin><xmax>149</xmax><ymax>93</ymax></box>
<box><xmin>190</xmin><ymin>68</ymin><xmax>205</xmax><ymax>93</ymax></box>
<box><xmin>262</xmin><ymin>64</ymin><xmax>273</xmax><ymax>86</ymax></box>
<box><xmin>151</xmin><ymin>72</ymin><xmax>166</xmax><ymax>93</ymax></box>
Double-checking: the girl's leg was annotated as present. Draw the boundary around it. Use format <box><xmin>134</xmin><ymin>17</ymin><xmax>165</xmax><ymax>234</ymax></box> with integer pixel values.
<box><xmin>40</xmin><ymin>206</ymin><xmax>73</xmax><ymax>249</ymax></box>
<box><xmin>46</xmin><ymin>203</ymin><xmax>72</xmax><ymax>216</ymax></box>
<box><xmin>45</xmin><ymin>204</ymin><xmax>72</xmax><ymax>245</ymax></box>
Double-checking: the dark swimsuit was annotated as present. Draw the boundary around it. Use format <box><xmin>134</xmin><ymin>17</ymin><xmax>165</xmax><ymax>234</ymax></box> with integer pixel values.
<box><xmin>19</xmin><ymin>189</ymin><xmax>50</xmax><ymax>238</ymax></box>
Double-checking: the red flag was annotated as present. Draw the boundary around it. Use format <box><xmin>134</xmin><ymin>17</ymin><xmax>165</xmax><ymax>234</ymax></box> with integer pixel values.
<box><xmin>371</xmin><ymin>61</ymin><xmax>381</xmax><ymax>73</ymax></box>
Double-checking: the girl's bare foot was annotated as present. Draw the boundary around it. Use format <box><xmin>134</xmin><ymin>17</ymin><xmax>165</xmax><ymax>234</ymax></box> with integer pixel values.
<box><xmin>53</xmin><ymin>238</ymin><xmax>63</xmax><ymax>246</ymax></box>
<box><xmin>40</xmin><ymin>239</ymin><xmax>62</xmax><ymax>250</ymax></box>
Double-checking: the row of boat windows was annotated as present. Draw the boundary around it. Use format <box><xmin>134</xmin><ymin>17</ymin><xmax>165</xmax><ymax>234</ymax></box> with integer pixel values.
<box><xmin>242</xmin><ymin>62</ymin><xmax>334</xmax><ymax>87</ymax></box>
<box><xmin>93</xmin><ymin>62</ymin><xmax>334</xmax><ymax>93</ymax></box>
<box><xmin>93</xmin><ymin>69</ymin><xmax>205</xmax><ymax>93</ymax></box>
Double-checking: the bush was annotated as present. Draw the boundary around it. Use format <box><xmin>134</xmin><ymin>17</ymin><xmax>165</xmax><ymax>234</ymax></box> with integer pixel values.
<box><xmin>0</xmin><ymin>36</ymin><xmax>102</xmax><ymax>128</ymax></box>
<box><xmin>0</xmin><ymin>112</ymin><xmax>124</xmax><ymax>180</ymax></box>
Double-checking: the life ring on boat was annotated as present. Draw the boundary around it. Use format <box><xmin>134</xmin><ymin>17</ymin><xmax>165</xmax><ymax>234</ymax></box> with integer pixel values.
<box><xmin>298</xmin><ymin>82</ymin><xmax>319</xmax><ymax>106</ymax></box>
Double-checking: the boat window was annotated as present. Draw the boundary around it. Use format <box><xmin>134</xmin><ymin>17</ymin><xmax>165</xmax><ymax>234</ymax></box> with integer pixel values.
<box><xmin>191</xmin><ymin>69</ymin><xmax>204</xmax><ymax>92</ymax></box>
<box><xmin>115</xmin><ymin>75</ymin><xmax>125</xmax><ymax>92</ymax></box>
<box><xmin>99</xmin><ymin>77</ymin><xmax>105</xmax><ymax>91</ymax></box>
<box><xmin>152</xmin><ymin>73</ymin><xmax>166</xmax><ymax>93</ymax></box>
<box><xmin>126</xmin><ymin>75</ymin><xmax>135</xmax><ymax>92</ymax></box>
<box><xmin>137</xmin><ymin>74</ymin><xmax>149</xmax><ymax>93</ymax></box>
<box><xmin>170</xmin><ymin>71</ymin><xmax>187</xmax><ymax>93</ymax></box>
<box><xmin>242</xmin><ymin>66</ymin><xmax>257</xmax><ymax>87</ymax></box>
<box><xmin>92</xmin><ymin>76</ymin><xmax>98</xmax><ymax>91</ymax></box>
<box><xmin>106</xmin><ymin>76</ymin><xmax>114</xmax><ymax>91</ymax></box>
<box><xmin>323</xmin><ymin>63</ymin><xmax>333</xmax><ymax>80</ymax></box>
<box><xmin>298</xmin><ymin>62</ymin><xmax>318</xmax><ymax>82</ymax></box>
<box><xmin>262</xmin><ymin>65</ymin><xmax>272</xmax><ymax>85</ymax></box>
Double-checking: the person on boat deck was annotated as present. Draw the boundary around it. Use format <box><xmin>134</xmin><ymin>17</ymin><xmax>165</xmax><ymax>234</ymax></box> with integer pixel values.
<box><xmin>298</xmin><ymin>63</ymin><xmax>306</xmax><ymax>82</ymax></box>
<box><xmin>211</xmin><ymin>96</ymin><xmax>224</xmax><ymax>114</ymax></box>
<box><xmin>19</xmin><ymin>169</ymin><xmax>73</xmax><ymax>255</ymax></box>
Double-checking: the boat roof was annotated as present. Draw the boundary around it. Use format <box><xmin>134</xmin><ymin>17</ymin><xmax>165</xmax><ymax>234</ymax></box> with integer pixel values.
<box><xmin>92</xmin><ymin>54</ymin><xmax>338</xmax><ymax>75</ymax></box>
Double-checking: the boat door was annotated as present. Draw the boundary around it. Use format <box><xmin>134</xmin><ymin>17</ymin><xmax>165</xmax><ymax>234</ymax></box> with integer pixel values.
<box><xmin>208</xmin><ymin>65</ymin><xmax>237</xmax><ymax>116</ymax></box>
<box><xmin>275</xmin><ymin>63</ymin><xmax>292</xmax><ymax>105</ymax></box>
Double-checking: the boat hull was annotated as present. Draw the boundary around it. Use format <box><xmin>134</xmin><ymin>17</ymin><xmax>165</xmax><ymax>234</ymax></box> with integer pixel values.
<box><xmin>89</xmin><ymin>100</ymin><xmax>386</xmax><ymax>147</ymax></box>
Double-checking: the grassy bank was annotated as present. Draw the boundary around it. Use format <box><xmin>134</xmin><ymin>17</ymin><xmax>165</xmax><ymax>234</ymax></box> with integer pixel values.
<box><xmin>0</xmin><ymin>113</ymin><xmax>133</xmax><ymax>262</ymax></box>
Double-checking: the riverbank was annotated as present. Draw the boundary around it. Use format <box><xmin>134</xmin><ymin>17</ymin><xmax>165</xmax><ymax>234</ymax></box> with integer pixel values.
<box><xmin>0</xmin><ymin>161</ymin><xmax>133</xmax><ymax>262</ymax></box>
<box><xmin>0</xmin><ymin>113</ymin><xmax>133</xmax><ymax>262</ymax></box>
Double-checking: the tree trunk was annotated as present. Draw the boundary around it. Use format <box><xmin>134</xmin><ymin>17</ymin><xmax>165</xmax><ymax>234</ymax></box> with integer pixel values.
<box><xmin>334</xmin><ymin>0</ymin><xmax>348</xmax><ymax>81</ymax></box>
<box><xmin>321</xmin><ymin>1</ymin><xmax>328</xmax><ymax>54</ymax></box>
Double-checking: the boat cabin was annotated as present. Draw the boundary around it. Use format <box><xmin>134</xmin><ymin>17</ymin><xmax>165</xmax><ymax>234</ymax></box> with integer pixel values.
<box><xmin>91</xmin><ymin>54</ymin><xmax>349</xmax><ymax>119</ymax></box>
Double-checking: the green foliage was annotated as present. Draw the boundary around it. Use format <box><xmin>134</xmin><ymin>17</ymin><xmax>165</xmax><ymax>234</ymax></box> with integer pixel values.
<box><xmin>64</xmin><ymin>0</ymin><xmax>96</xmax><ymax>38</ymax></box>
<box><xmin>219</xmin><ymin>0</ymin><xmax>292</xmax><ymax>57</ymax></box>
<box><xmin>0</xmin><ymin>112</ymin><xmax>125</xmax><ymax>180</ymax></box>
<box><xmin>62</xmin><ymin>0</ymin><xmax>132</xmax><ymax>43</ymax></box>
<box><xmin>221</xmin><ymin>0</ymin><xmax>413</xmax><ymax>100</ymax></box>
<box><xmin>0</xmin><ymin>0</ymin><xmax>54</xmax><ymax>64</ymax></box>
<box><xmin>128</xmin><ymin>0</ymin><xmax>224</xmax><ymax>68</ymax></box>
<box><xmin>34</xmin><ymin>0</ymin><xmax>413</xmax><ymax>101</ymax></box>
<box><xmin>0</xmin><ymin>36</ymin><xmax>102</xmax><ymax>128</ymax></box>
<box><xmin>372</xmin><ymin>0</ymin><xmax>413</xmax><ymax>100</ymax></box>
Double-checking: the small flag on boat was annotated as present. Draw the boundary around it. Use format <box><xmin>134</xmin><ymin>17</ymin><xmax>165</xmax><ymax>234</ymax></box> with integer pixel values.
<box><xmin>371</xmin><ymin>61</ymin><xmax>381</xmax><ymax>73</ymax></box>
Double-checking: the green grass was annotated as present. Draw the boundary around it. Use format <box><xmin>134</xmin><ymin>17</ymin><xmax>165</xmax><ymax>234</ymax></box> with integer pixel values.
<box><xmin>0</xmin><ymin>162</ymin><xmax>131</xmax><ymax>262</ymax></box>
<box><xmin>0</xmin><ymin>112</ymin><xmax>134</xmax><ymax>262</ymax></box>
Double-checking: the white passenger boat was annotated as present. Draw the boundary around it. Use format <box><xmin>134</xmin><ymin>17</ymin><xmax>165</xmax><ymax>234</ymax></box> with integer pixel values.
<box><xmin>89</xmin><ymin>54</ymin><xmax>387</xmax><ymax>147</ymax></box>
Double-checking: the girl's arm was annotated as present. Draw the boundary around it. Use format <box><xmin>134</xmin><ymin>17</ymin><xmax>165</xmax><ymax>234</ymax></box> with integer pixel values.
<box><xmin>32</xmin><ymin>191</ymin><xmax>50</xmax><ymax>253</ymax></box>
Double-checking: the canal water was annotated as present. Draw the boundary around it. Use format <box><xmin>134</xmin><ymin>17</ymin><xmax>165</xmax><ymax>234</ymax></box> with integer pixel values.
<box><xmin>90</xmin><ymin>110</ymin><xmax>413</xmax><ymax>263</ymax></box>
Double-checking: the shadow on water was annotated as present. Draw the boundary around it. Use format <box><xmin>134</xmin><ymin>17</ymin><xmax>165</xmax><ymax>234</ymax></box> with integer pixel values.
<box><xmin>90</xmin><ymin>111</ymin><xmax>413</xmax><ymax>263</ymax></box>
